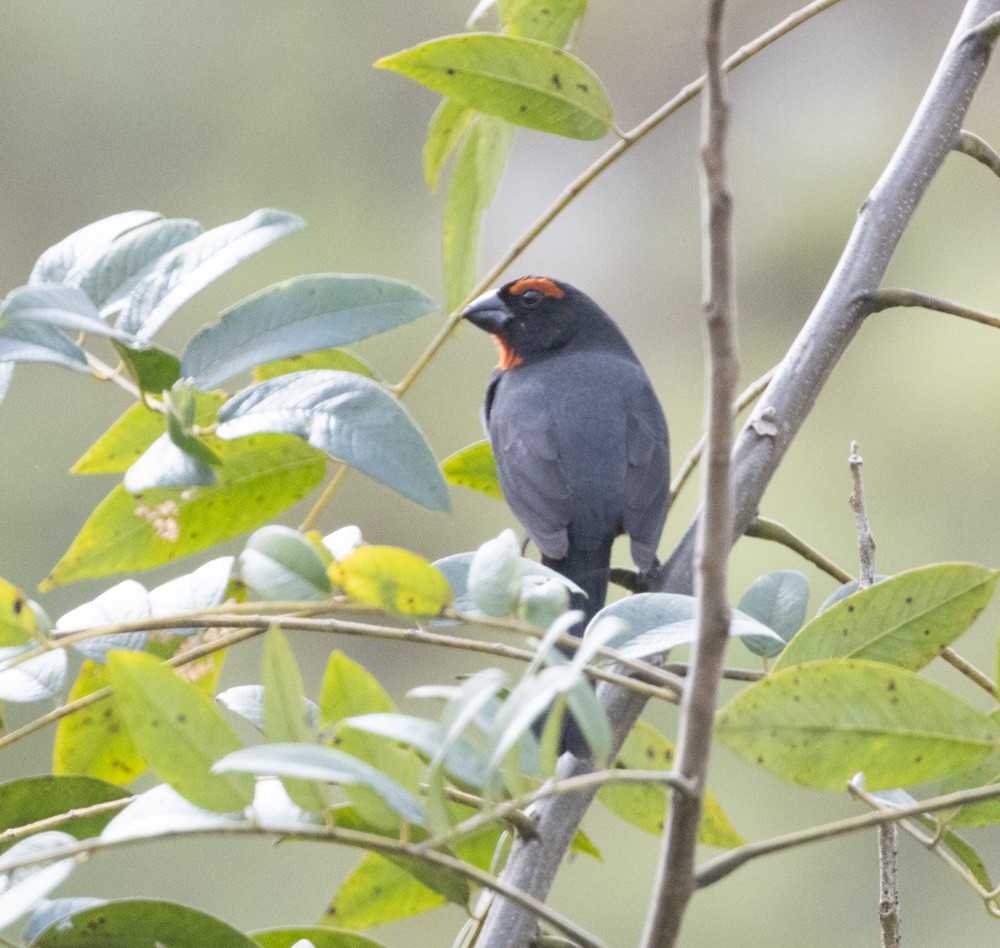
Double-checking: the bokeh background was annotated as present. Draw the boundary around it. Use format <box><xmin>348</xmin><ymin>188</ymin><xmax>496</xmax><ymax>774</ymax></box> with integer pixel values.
<box><xmin>3</xmin><ymin>1</ymin><xmax>1000</xmax><ymax>945</ymax></box>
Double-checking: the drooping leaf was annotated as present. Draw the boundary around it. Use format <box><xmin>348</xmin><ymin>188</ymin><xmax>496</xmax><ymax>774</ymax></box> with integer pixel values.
<box><xmin>216</xmin><ymin>370</ymin><xmax>449</xmax><ymax>512</ymax></box>
<box><xmin>53</xmin><ymin>660</ymin><xmax>146</xmax><ymax>784</ymax></box>
<box><xmin>213</xmin><ymin>743</ymin><xmax>425</xmax><ymax>826</ymax></box>
<box><xmin>0</xmin><ymin>832</ymin><xmax>77</xmax><ymax>931</ymax></box>
<box><xmin>597</xmin><ymin>721</ymin><xmax>744</xmax><ymax>847</ymax></box>
<box><xmin>46</xmin><ymin>433</ymin><xmax>326</xmax><ymax>587</ymax></box>
<box><xmin>774</xmin><ymin>563</ymin><xmax>999</xmax><ymax>672</ymax></box>
<box><xmin>182</xmin><ymin>275</ymin><xmax>436</xmax><ymax>389</ymax></box>
<box><xmin>0</xmin><ymin>776</ymin><xmax>129</xmax><ymax>857</ymax></box>
<box><xmin>30</xmin><ymin>899</ymin><xmax>259</xmax><ymax>948</ymax></box>
<box><xmin>443</xmin><ymin>115</ymin><xmax>514</xmax><ymax>310</ymax></box>
<box><xmin>111</xmin><ymin>340</ymin><xmax>182</xmax><ymax>394</ymax></box>
<box><xmin>147</xmin><ymin>556</ymin><xmax>235</xmax><ymax>636</ymax></box>
<box><xmin>0</xmin><ymin>319</ymin><xmax>88</xmax><ymax>371</ymax></box>
<box><xmin>253</xmin><ymin>347</ymin><xmax>375</xmax><ymax>383</ymax></box>
<box><xmin>240</xmin><ymin>525</ymin><xmax>332</xmax><ymax>601</ymax></box>
<box><xmin>329</xmin><ymin>546</ymin><xmax>452</xmax><ymax>616</ymax></box>
<box><xmin>500</xmin><ymin>0</ymin><xmax>587</xmax><ymax>45</ymax></box>
<box><xmin>737</xmin><ymin>570</ymin><xmax>810</xmax><ymax>658</ymax></box>
<box><xmin>376</xmin><ymin>34</ymin><xmax>612</xmax><ymax>140</ymax></box>
<box><xmin>321</xmin><ymin>853</ymin><xmax>446</xmax><ymax>930</ymax></box>
<box><xmin>55</xmin><ymin>579</ymin><xmax>150</xmax><ymax>662</ymax></box>
<box><xmin>29</xmin><ymin>211</ymin><xmax>160</xmax><ymax>287</ymax></box>
<box><xmin>1</xmin><ymin>284</ymin><xmax>122</xmax><ymax>338</ymax></box>
<box><xmin>116</xmin><ymin>209</ymin><xmax>305</xmax><ymax>340</ymax></box>
<box><xmin>77</xmin><ymin>217</ymin><xmax>204</xmax><ymax>311</ymax></box>
<box><xmin>424</xmin><ymin>99</ymin><xmax>475</xmax><ymax>192</ymax></box>
<box><xmin>254</xmin><ymin>926</ymin><xmax>384</xmax><ymax>948</ymax></box>
<box><xmin>106</xmin><ymin>650</ymin><xmax>255</xmax><ymax>812</ymax></box>
<box><xmin>441</xmin><ymin>439</ymin><xmax>503</xmax><ymax>500</ymax></box>
<box><xmin>716</xmin><ymin>659</ymin><xmax>1000</xmax><ymax>790</ymax></box>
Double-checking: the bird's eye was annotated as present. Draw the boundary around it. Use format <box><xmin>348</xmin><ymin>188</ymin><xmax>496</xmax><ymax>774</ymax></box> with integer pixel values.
<box><xmin>520</xmin><ymin>288</ymin><xmax>543</xmax><ymax>306</ymax></box>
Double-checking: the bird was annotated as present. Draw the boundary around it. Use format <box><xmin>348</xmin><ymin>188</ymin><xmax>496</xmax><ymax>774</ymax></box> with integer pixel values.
<box><xmin>463</xmin><ymin>276</ymin><xmax>670</xmax><ymax>751</ymax></box>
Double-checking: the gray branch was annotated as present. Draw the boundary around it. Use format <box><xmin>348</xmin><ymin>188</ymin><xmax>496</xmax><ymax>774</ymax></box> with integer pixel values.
<box><xmin>474</xmin><ymin>2</ymin><xmax>1000</xmax><ymax>944</ymax></box>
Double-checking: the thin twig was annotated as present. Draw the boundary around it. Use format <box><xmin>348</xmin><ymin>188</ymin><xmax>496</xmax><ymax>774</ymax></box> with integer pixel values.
<box><xmin>670</xmin><ymin>368</ymin><xmax>775</xmax><ymax>504</ymax></box>
<box><xmin>641</xmin><ymin>2</ymin><xmax>736</xmax><ymax>945</ymax></box>
<box><xmin>866</xmin><ymin>287</ymin><xmax>1000</xmax><ymax>330</ymax></box>
<box><xmin>848</xmin><ymin>442</ymin><xmax>876</xmax><ymax>590</ymax></box>
<box><xmin>745</xmin><ymin>516</ymin><xmax>853</xmax><ymax>583</ymax></box>
<box><xmin>696</xmin><ymin>780</ymin><xmax>1000</xmax><ymax>888</ymax></box>
<box><xmin>939</xmin><ymin>647</ymin><xmax>999</xmax><ymax>698</ymax></box>
<box><xmin>0</xmin><ymin>796</ymin><xmax>134</xmax><ymax>847</ymax></box>
<box><xmin>298</xmin><ymin>462</ymin><xmax>347</xmax><ymax>532</ymax></box>
<box><xmin>953</xmin><ymin>129</ymin><xmax>1000</xmax><ymax>178</ymax></box>
<box><xmin>84</xmin><ymin>351</ymin><xmax>141</xmax><ymax>400</ymax></box>
<box><xmin>661</xmin><ymin>662</ymin><xmax>763</xmax><ymax>683</ymax></box>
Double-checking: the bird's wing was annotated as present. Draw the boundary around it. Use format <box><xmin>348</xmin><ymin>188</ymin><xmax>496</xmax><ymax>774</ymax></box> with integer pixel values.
<box><xmin>488</xmin><ymin>382</ymin><xmax>573</xmax><ymax>561</ymax></box>
<box><xmin>623</xmin><ymin>385</ymin><xmax>670</xmax><ymax>571</ymax></box>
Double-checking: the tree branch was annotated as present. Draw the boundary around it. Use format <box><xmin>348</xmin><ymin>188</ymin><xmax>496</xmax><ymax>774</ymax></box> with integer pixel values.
<box><xmin>475</xmin><ymin>2</ymin><xmax>1000</xmax><ymax>940</ymax></box>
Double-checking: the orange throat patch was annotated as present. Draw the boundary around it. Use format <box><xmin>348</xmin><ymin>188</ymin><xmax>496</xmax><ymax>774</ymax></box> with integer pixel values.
<box><xmin>492</xmin><ymin>334</ymin><xmax>523</xmax><ymax>370</ymax></box>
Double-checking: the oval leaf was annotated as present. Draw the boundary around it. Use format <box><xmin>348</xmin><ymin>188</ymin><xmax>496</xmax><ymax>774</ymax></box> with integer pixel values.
<box><xmin>441</xmin><ymin>440</ymin><xmax>503</xmax><ymax>500</ymax></box>
<box><xmin>737</xmin><ymin>570</ymin><xmax>810</xmax><ymax>658</ymax></box>
<box><xmin>253</xmin><ymin>348</ymin><xmax>375</xmax><ymax>384</ymax></box>
<box><xmin>377</xmin><ymin>33</ymin><xmax>612</xmax><ymax>140</ymax></box>
<box><xmin>182</xmin><ymin>274</ymin><xmax>436</xmax><ymax>389</ymax></box>
<box><xmin>716</xmin><ymin>659</ymin><xmax>1000</xmax><ymax>790</ymax></box>
<box><xmin>240</xmin><ymin>525</ymin><xmax>332</xmax><ymax>601</ymax></box>
<box><xmin>217</xmin><ymin>370</ymin><xmax>449</xmax><ymax>512</ymax></box>
<box><xmin>106</xmin><ymin>650</ymin><xmax>254</xmax><ymax>812</ymax></box>
<box><xmin>774</xmin><ymin>563</ymin><xmax>999</xmax><ymax>672</ymax></box>
<box><xmin>0</xmin><ymin>647</ymin><xmax>66</xmax><ymax>702</ymax></box>
<box><xmin>329</xmin><ymin>546</ymin><xmax>452</xmax><ymax>616</ymax></box>
<box><xmin>467</xmin><ymin>529</ymin><xmax>522</xmax><ymax>616</ymax></box>
<box><xmin>1</xmin><ymin>285</ymin><xmax>121</xmax><ymax>338</ymax></box>
<box><xmin>0</xmin><ymin>320</ymin><xmax>87</xmax><ymax>371</ymax></box>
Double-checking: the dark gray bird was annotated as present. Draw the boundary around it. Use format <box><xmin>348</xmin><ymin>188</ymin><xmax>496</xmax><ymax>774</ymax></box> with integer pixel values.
<box><xmin>463</xmin><ymin>275</ymin><xmax>670</xmax><ymax>628</ymax></box>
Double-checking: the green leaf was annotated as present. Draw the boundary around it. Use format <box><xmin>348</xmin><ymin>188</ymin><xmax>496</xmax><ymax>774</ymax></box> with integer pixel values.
<box><xmin>216</xmin><ymin>370</ymin><xmax>450</xmax><ymax>513</ymax></box>
<box><xmin>500</xmin><ymin>0</ymin><xmax>588</xmax><ymax>45</ymax></box>
<box><xmin>376</xmin><ymin>34</ymin><xmax>611</xmax><ymax>140</ymax></box>
<box><xmin>214</xmin><ymin>743</ymin><xmax>425</xmax><ymax>826</ymax></box>
<box><xmin>1</xmin><ymin>284</ymin><xmax>122</xmax><ymax>338</ymax></box>
<box><xmin>0</xmin><ymin>832</ymin><xmax>76</xmax><ymax>931</ymax></box>
<box><xmin>183</xmin><ymin>274</ymin><xmax>436</xmax><ymax>389</ymax></box>
<box><xmin>441</xmin><ymin>439</ymin><xmax>502</xmax><ymax>500</ymax></box>
<box><xmin>106</xmin><ymin>650</ymin><xmax>254</xmax><ymax>812</ymax></box>
<box><xmin>319</xmin><ymin>651</ymin><xmax>396</xmax><ymax>726</ymax></box>
<box><xmin>71</xmin><ymin>403</ymin><xmax>167</xmax><ymax>474</ymax></box>
<box><xmin>443</xmin><ymin>115</ymin><xmax>514</xmax><ymax>311</ymax></box>
<box><xmin>29</xmin><ymin>211</ymin><xmax>160</xmax><ymax>287</ymax></box>
<box><xmin>24</xmin><ymin>898</ymin><xmax>106</xmax><ymax>942</ymax></box>
<box><xmin>253</xmin><ymin>927</ymin><xmax>384</xmax><ymax>948</ymax></box>
<box><xmin>329</xmin><ymin>546</ymin><xmax>453</xmax><ymax>616</ymax></box>
<box><xmin>53</xmin><ymin>660</ymin><xmax>146</xmax><ymax>785</ymax></box>
<box><xmin>31</xmin><ymin>899</ymin><xmax>259</xmax><ymax>947</ymax></box>
<box><xmin>0</xmin><ymin>319</ymin><xmax>88</xmax><ymax>371</ymax></box>
<box><xmin>77</xmin><ymin>218</ymin><xmax>204</xmax><ymax>311</ymax></box>
<box><xmin>0</xmin><ymin>578</ymin><xmax>36</xmax><ymax>647</ymax></box>
<box><xmin>117</xmin><ymin>209</ymin><xmax>305</xmax><ymax>340</ymax></box>
<box><xmin>111</xmin><ymin>340</ymin><xmax>182</xmax><ymax>394</ymax></box>
<box><xmin>240</xmin><ymin>525</ymin><xmax>332</xmax><ymax>601</ymax></box>
<box><xmin>424</xmin><ymin>99</ymin><xmax>475</xmax><ymax>192</ymax></box>
<box><xmin>262</xmin><ymin>626</ymin><xmax>328</xmax><ymax>813</ymax></box>
<box><xmin>322</xmin><ymin>853</ymin><xmax>445</xmax><ymax>929</ymax></box>
<box><xmin>254</xmin><ymin>347</ymin><xmax>375</xmax><ymax>383</ymax></box>
<box><xmin>0</xmin><ymin>776</ymin><xmax>129</xmax><ymax>857</ymax></box>
<box><xmin>738</xmin><ymin>570</ymin><xmax>810</xmax><ymax>658</ymax></box>
<box><xmin>597</xmin><ymin>722</ymin><xmax>744</xmax><ymax>847</ymax></box>
<box><xmin>46</xmin><ymin>432</ymin><xmax>326</xmax><ymax>587</ymax></box>
<box><xmin>716</xmin><ymin>659</ymin><xmax>1000</xmax><ymax>790</ymax></box>
<box><xmin>773</xmin><ymin>563</ymin><xmax>999</xmax><ymax>672</ymax></box>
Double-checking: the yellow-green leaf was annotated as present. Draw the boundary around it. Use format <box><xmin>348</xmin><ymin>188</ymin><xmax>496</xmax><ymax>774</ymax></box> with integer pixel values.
<box><xmin>424</xmin><ymin>99</ymin><xmax>475</xmax><ymax>193</ymax></box>
<box><xmin>46</xmin><ymin>432</ymin><xmax>326</xmax><ymax>587</ymax></box>
<box><xmin>376</xmin><ymin>33</ymin><xmax>612</xmax><ymax>141</ymax></box>
<box><xmin>441</xmin><ymin>440</ymin><xmax>502</xmax><ymax>500</ymax></box>
<box><xmin>253</xmin><ymin>348</ymin><xmax>375</xmax><ymax>383</ymax></box>
<box><xmin>0</xmin><ymin>578</ymin><xmax>36</xmax><ymax>647</ymax></box>
<box><xmin>321</xmin><ymin>852</ymin><xmax>445</xmax><ymax>930</ymax></box>
<box><xmin>53</xmin><ymin>660</ymin><xmax>146</xmax><ymax>785</ymax></box>
<box><xmin>597</xmin><ymin>721</ymin><xmax>744</xmax><ymax>848</ymax></box>
<box><xmin>774</xmin><ymin>563</ymin><xmax>998</xmax><ymax>672</ymax></box>
<box><xmin>500</xmin><ymin>0</ymin><xmax>587</xmax><ymax>46</ymax></box>
<box><xmin>106</xmin><ymin>650</ymin><xmax>255</xmax><ymax>812</ymax></box>
<box><xmin>329</xmin><ymin>546</ymin><xmax>452</xmax><ymax>616</ymax></box>
<box><xmin>716</xmin><ymin>659</ymin><xmax>1000</xmax><ymax>791</ymax></box>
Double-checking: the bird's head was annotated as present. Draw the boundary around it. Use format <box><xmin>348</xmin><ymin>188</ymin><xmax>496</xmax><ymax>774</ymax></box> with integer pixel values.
<box><xmin>462</xmin><ymin>276</ymin><xmax>612</xmax><ymax>369</ymax></box>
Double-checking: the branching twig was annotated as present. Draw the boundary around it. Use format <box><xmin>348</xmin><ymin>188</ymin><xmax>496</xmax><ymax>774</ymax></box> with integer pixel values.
<box><xmin>745</xmin><ymin>515</ymin><xmax>853</xmax><ymax>583</ymax></box>
<box><xmin>695</xmin><ymin>780</ymin><xmax>1000</xmax><ymax>888</ymax></box>
<box><xmin>866</xmin><ymin>287</ymin><xmax>1000</xmax><ymax>330</ymax></box>
<box><xmin>640</xmin><ymin>2</ymin><xmax>736</xmax><ymax>945</ymax></box>
<box><xmin>953</xmin><ymin>129</ymin><xmax>1000</xmax><ymax>178</ymax></box>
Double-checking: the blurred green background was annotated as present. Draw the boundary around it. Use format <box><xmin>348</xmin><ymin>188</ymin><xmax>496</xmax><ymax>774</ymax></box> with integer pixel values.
<box><xmin>3</xmin><ymin>0</ymin><xmax>1000</xmax><ymax>944</ymax></box>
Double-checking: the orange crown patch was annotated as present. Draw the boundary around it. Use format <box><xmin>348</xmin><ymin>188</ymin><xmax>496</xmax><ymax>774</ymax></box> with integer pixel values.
<box><xmin>509</xmin><ymin>277</ymin><xmax>565</xmax><ymax>299</ymax></box>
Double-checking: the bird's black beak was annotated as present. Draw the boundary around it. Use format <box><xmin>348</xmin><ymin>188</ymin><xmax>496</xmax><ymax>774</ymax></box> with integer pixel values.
<box><xmin>462</xmin><ymin>289</ymin><xmax>512</xmax><ymax>334</ymax></box>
